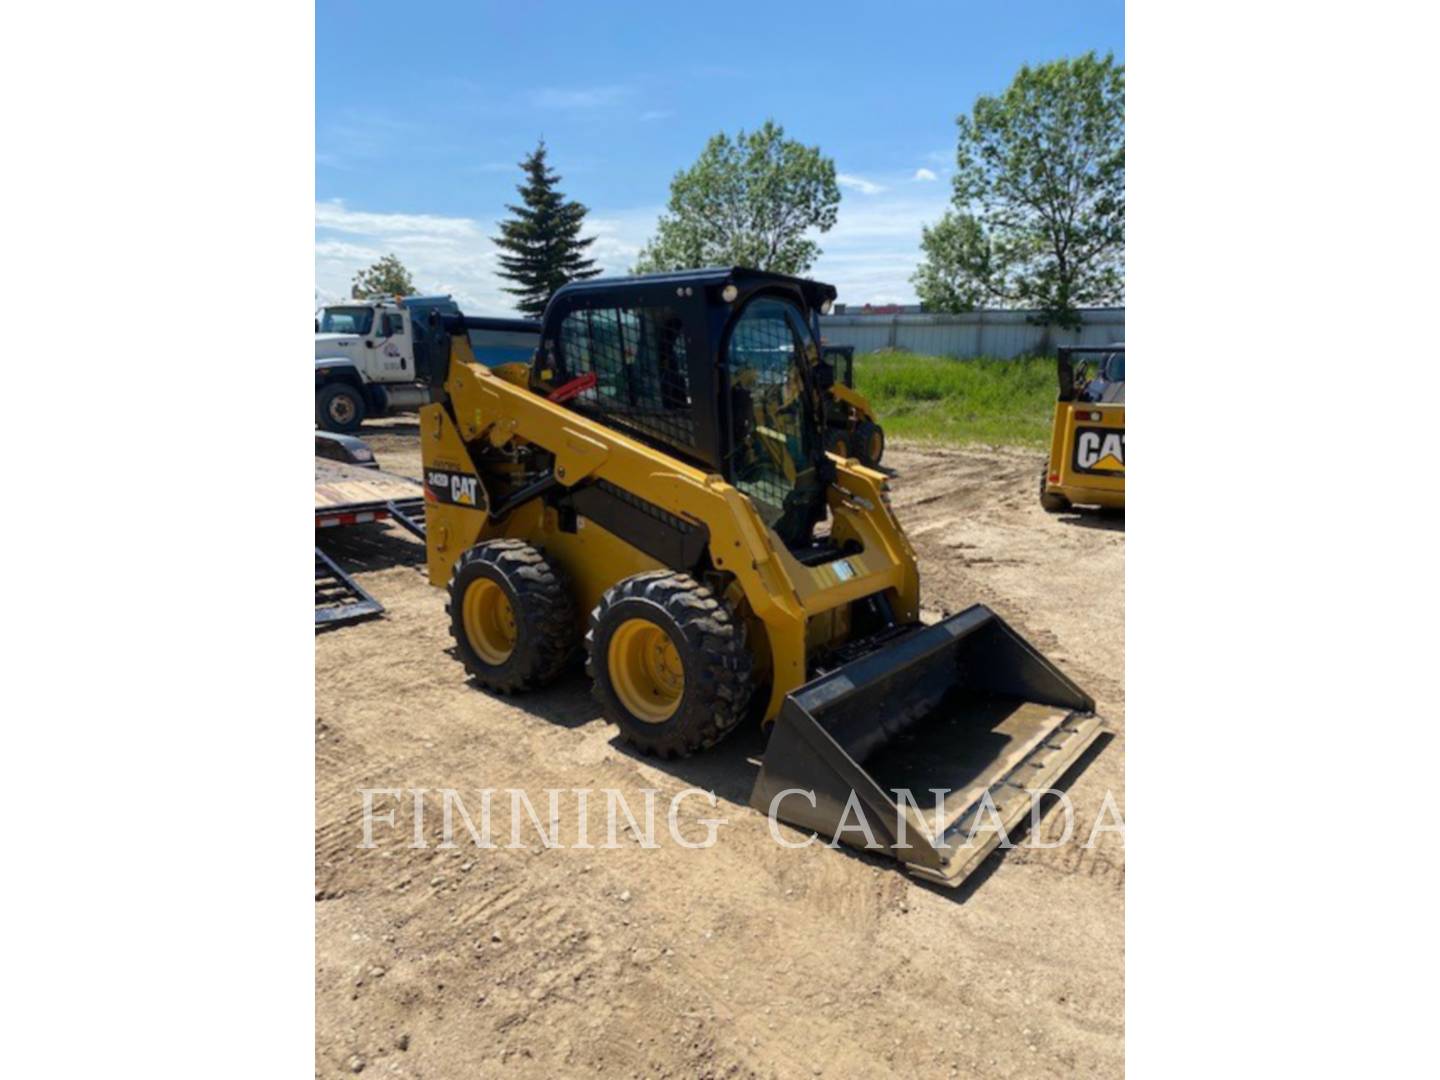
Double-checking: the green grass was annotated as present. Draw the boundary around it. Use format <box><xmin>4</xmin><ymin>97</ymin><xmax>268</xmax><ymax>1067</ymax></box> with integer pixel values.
<box><xmin>851</xmin><ymin>351</ymin><xmax>1056</xmax><ymax>448</ymax></box>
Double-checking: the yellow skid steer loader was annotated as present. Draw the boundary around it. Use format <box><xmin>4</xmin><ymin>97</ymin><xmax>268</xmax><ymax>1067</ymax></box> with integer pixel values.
<box><xmin>413</xmin><ymin>269</ymin><xmax>1104</xmax><ymax>887</ymax></box>
<box><xmin>1041</xmin><ymin>345</ymin><xmax>1125</xmax><ymax>512</ymax></box>
<box><xmin>819</xmin><ymin>344</ymin><xmax>886</xmax><ymax>467</ymax></box>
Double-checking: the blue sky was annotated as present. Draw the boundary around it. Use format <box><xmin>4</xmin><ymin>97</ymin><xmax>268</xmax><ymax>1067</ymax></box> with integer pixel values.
<box><xmin>316</xmin><ymin>0</ymin><xmax>1123</xmax><ymax>312</ymax></box>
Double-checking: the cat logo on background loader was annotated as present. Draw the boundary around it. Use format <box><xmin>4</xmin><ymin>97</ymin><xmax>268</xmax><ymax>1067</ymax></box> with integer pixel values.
<box><xmin>1040</xmin><ymin>345</ymin><xmax>1125</xmax><ymax>512</ymax></box>
<box><xmin>1074</xmin><ymin>428</ymin><xmax>1125</xmax><ymax>475</ymax></box>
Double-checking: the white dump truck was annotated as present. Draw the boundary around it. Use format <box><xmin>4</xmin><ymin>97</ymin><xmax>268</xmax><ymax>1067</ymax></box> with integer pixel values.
<box><xmin>315</xmin><ymin>295</ymin><xmax>540</xmax><ymax>432</ymax></box>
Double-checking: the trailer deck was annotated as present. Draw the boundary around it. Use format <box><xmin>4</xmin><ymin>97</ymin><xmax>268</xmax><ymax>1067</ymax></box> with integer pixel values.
<box><xmin>315</xmin><ymin>458</ymin><xmax>424</xmax><ymax>528</ymax></box>
<box><xmin>315</xmin><ymin>458</ymin><xmax>426</xmax><ymax>628</ymax></box>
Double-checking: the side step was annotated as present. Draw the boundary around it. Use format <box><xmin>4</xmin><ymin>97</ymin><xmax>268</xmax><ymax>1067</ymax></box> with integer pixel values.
<box><xmin>315</xmin><ymin>548</ymin><xmax>384</xmax><ymax>629</ymax></box>
<box><xmin>751</xmin><ymin>605</ymin><xmax>1106</xmax><ymax>888</ymax></box>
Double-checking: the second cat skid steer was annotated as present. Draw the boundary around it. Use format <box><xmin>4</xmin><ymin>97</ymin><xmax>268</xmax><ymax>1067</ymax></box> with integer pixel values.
<box><xmin>819</xmin><ymin>344</ymin><xmax>886</xmax><ymax>467</ymax></box>
<box><xmin>1041</xmin><ymin>345</ymin><xmax>1125</xmax><ymax>512</ymax></box>
<box><xmin>413</xmin><ymin>268</ymin><xmax>1104</xmax><ymax>887</ymax></box>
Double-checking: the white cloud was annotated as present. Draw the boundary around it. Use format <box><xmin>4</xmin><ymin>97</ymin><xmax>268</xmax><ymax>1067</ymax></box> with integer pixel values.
<box><xmin>316</xmin><ymin>188</ymin><xmax>953</xmax><ymax>310</ymax></box>
<box><xmin>315</xmin><ymin>201</ymin><xmax>482</xmax><ymax>240</ymax></box>
<box><xmin>810</xmin><ymin>193</ymin><xmax>952</xmax><ymax>305</ymax></box>
<box><xmin>913</xmin><ymin>167</ymin><xmax>939</xmax><ymax>182</ymax></box>
<box><xmin>314</xmin><ymin>239</ymin><xmax>383</xmax><ymax>262</ymax></box>
<box><xmin>315</xmin><ymin>199</ymin><xmax>658</xmax><ymax>314</ymax></box>
<box><xmin>837</xmin><ymin>173</ymin><xmax>886</xmax><ymax>196</ymax></box>
<box><xmin>316</xmin><ymin>178</ymin><xmax>953</xmax><ymax>313</ymax></box>
<box><xmin>531</xmin><ymin>85</ymin><xmax>632</xmax><ymax>109</ymax></box>
<box><xmin>582</xmin><ymin>206</ymin><xmax>662</xmax><ymax>266</ymax></box>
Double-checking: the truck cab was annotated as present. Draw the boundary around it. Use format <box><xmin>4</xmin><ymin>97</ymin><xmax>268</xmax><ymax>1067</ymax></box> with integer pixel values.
<box><xmin>316</xmin><ymin>296</ymin><xmax>539</xmax><ymax>432</ymax></box>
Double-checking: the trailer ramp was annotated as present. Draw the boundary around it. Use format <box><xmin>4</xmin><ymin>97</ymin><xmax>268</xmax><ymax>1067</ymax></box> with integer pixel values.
<box><xmin>383</xmin><ymin>497</ymin><xmax>427</xmax><ymax>540</ymax></box>
<box><xmin>315</xmin><ymin>548</ymin><xmax>384</xmax><ymax>629</ymax></box>
<box><xmin>315</xmin><ymin>458</ymin><xmax>425</xmax><ymax>628</ymax></box>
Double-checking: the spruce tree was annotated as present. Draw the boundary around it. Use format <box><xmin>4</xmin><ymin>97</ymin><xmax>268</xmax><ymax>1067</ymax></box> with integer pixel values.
<box><xmin>493</xmin><ymin>141</ymin><xmax>601</xmax><ymax>316</ymax></box>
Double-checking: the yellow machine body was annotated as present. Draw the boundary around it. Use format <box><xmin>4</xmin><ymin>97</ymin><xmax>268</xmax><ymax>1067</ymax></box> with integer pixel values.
<box><xmin>414</xmin><ymin>269</ymin><xmax>1104</xmax><ymax>888</ymax></box>
<box><xmin>1042</xmin><ymin>399</ymin><xmax>1125</xmax><ymax>510</ymax></box>
<box><xmin>1041</xmin><ymin>345</ymin><xmax>1125</xmax><ymax>512</ymax></box>
<box><xmin>819</xmin><ymin>344</ymin><xmax>885</xmax><ymax>466</ymax></box>
<box><xmin>421</xmin><ymin>334</ymin><xmax>919</xmax><ymax>723</ymax></box>
<box><xmin>828</xmin><ymin>382</ymin><xmax>878</xmax><ymax>427</ymax></box>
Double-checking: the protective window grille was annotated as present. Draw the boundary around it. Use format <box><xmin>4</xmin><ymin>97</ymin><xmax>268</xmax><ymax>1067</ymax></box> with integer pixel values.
<box><xmin>725</xmin><ymin>299</ymin><xmax>808</xmax><ymax>523</ymax></box>
<box><xmin>558</xmin><ymin>306</ymin><xmax>694</xmax><ymax>446</ymax></box>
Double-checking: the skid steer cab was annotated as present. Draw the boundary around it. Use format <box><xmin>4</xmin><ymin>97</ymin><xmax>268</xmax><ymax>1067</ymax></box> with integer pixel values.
<box><xmin>411</xmin><ymin>268</ymin><xmax>1105</xmax><ymax>888</ymax></box>
<box><xmin>819</xmin><ymin>345</ymin><xmax>886</xmax><ymax>467</ymax></box>
<box><xmin>1040</xmin><ymin>345</ymin><xmax>1125</xmax><ymax>512</ymax></box>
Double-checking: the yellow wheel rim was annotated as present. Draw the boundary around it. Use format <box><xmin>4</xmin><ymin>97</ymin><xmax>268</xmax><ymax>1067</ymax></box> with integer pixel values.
<box><xmin>608</xmin><ymin>618</ymin><xmax>685</xmax><ymax>723</ymax></box>
<box><xmin>462</xmin><ymin>578</ymin><xmax>516</xmax><ymax>665</ymax></box>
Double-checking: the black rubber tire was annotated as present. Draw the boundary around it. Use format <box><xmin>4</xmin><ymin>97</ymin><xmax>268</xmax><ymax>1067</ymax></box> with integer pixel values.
<box><xmin>851</xmin><ymin>420</ymin><xmax>885</xmax><ymax>467</ymax></box>
<box><xmin>446</xmin><ymin>540</ymin><xmax>577</xmax><ymax>693</ymax></box>
<box><xmin>317</xmin><ymin>382</ymin><xmax>366</xmax><ymax>433</ymax></box>
<box><xmin>586</xmin><ymin>571</ymin><xmax>753</xmax><ymax>758</ymax></box>
<box><xmin>823</xmin><ymin>427</ymin><xmax>850</xmax><ymax>458</ymax></box>
<box><xmin>1039</xmin><ymin>471</ymin><xmax>1070</xmax><ymax>513</ymax></box>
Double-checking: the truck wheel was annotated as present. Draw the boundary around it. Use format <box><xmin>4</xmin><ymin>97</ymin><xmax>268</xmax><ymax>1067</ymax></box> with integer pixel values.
<box><xmin>447</xmin><ymin>540</ymin><xmax>577</xmax><ymax>693</ymax></box>
<box><xmin>317</xmin><ymin>382</ymin><xmax>366</xmax><ymax>433</ymax></box>
<box><xmin>1039</xmin><ymin>471</ymin><xmax>1070</xmax><ymax>513</ymax></box>
<box><xmin>587</xmin><ymin>571</ymin><xmax>753</xmax><ymax>758</ymax></box>
<box><xmin>851</xmin><ymin>420</ymin><xmax>885</xmax><ymax>467</ymax></box>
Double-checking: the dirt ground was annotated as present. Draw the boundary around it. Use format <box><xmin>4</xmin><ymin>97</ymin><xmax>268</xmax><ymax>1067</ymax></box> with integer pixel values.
<box><xmin>317</xmin><ymin>419</ymin><xmax>1125</xmax><ymax>1078</ymax></box>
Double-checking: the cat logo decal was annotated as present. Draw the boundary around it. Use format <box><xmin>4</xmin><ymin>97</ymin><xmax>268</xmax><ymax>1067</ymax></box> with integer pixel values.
<box><xmin>1074</xmin><ymin>428</ymin><xmax>1125</xmax><ymax>475</ymax></box>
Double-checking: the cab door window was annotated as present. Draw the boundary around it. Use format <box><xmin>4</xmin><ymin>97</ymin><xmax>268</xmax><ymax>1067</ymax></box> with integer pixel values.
<box><xmin>318</xmin><ymin>306</ymin><xmax>374</xmax><ymax>334</ymax></box>
<box><xmin>723</xmin><ymin>297</ymin><xmax>818</xmax><ymax>527</ymax></box>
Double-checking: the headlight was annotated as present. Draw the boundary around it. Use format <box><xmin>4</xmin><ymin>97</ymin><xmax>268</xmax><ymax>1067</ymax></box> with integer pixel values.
<box><xmin>721</xmin><ymin>284</ymin><xmax>738</xmax><ymax>303</ymax></box>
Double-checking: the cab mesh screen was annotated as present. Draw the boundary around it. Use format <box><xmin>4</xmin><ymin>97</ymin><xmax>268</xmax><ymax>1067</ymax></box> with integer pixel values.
<box><xmin>558</xmin><ymin>307</ymin><xmax>694</xmax><ymax>447</ymax></box>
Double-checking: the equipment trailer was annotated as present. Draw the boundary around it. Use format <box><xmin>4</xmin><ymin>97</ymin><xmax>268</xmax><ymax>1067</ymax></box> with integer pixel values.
<box><xmin>314</xmin><ymin>451</ymin><xmax>426</xmax><ymax>628</ymax></box>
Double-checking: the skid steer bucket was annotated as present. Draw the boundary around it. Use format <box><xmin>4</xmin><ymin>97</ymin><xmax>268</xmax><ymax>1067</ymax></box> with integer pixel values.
<box><xmin>751</xmin><ymin>605</ymin><xmax>1104</xmax><ymax>887</ymax></box>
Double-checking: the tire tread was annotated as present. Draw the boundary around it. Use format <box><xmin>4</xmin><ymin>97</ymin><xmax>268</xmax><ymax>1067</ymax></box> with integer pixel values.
<box><xmin>585</xmin><ymin>570</ymin><xmax>753</xmax><ymax>758</ymax></box>
<box><xmin>446</xmin><ymin>539</ymin><xmax>576</xmax><ymax>693</ymax></box>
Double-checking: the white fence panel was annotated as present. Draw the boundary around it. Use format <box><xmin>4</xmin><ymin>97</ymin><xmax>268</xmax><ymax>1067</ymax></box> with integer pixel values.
<box><xmin>819</xmin><ymin>308</ymin><xmax>1124</xmax><ymax>358</ymax></box>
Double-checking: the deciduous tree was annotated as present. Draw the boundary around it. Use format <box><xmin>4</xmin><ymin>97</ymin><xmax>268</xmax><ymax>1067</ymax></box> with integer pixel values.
<box><xmin>635</xmin><ymin>120</ymin><xmax>840</xmax><ymax>275</ymax></box>
<box><xmin>350</xmin><ymin>254</ymin><xmax>415</xmax><ymax>299</ymax></box>
<box><xmin>911</xmin><ymin>211</ymin><xmax>994</xmax><ymax>313</ymax></box>
<box><xmin>914</xmin><ymin>53</ymin><xmax>1124</xmax><ymax>326</ymax></box>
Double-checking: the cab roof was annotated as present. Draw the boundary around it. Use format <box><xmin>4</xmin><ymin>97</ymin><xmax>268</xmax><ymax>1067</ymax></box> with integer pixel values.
<box><xmin>549</xmin><ymin>267</ymin><xmax>837</xmax><ymax>312</ymax></box>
